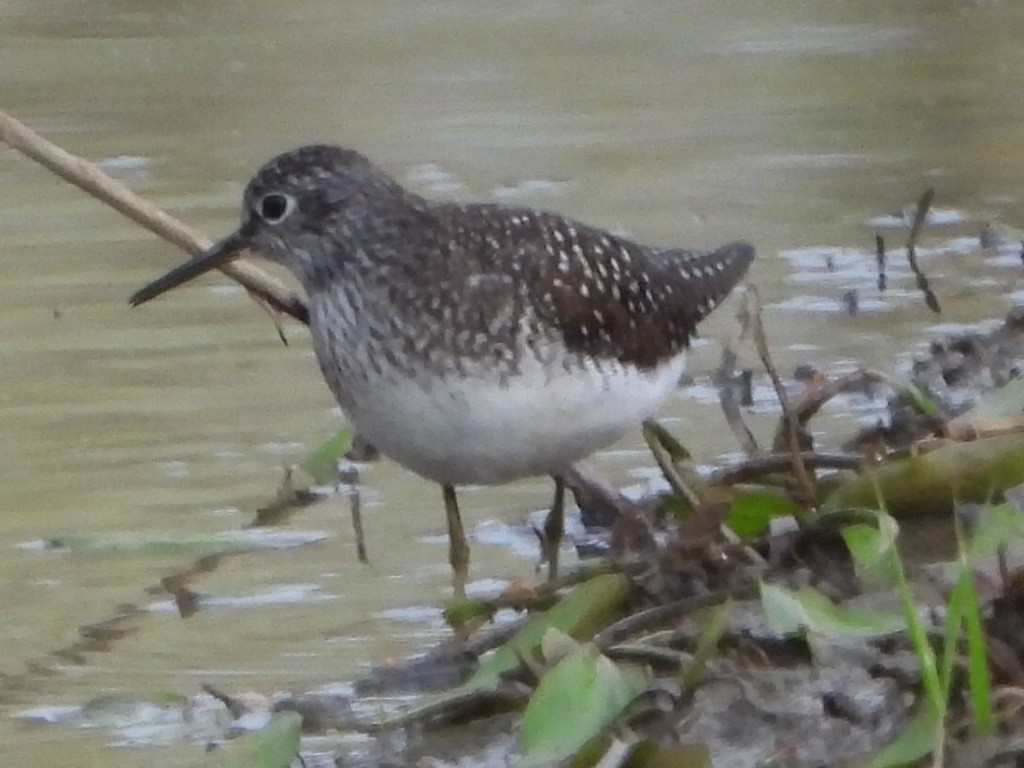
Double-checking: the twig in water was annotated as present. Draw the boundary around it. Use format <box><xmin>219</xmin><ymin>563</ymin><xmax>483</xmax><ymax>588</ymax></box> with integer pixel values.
<box><xmin>905</xmin><ymin>187</ymin><xmax>941</xmax><ymax>314</ymax></box>
<box><xmin>907</xmin><ymin>187</ymin><xmax>933</xmax><ymax>246</ymax></box>
<box><xmin>770</xmin><ymin>368</ymin><xmax>919</xmax><ymax>453</ymax></box>
<box><xmin>250</xmin><ymin>468</ymin><xmax>323</xmax><ymax>527</ymax></box>
<box><xmin>355</xmin><ymin>684</ymin><xmax>529</xmax><ymax>733</ymax></box>
<box><xmin>202</xmin><ymin>683</ymin><xmax>250</xmax><ymax>719</ymax></box>
<box><xmin>716</xmin><ymin>344</ymin><xmax>759</xmax><ymax>455</ymax></box>
<box><xmin>875</xmin><ymin>233</ymin><xmax>887</xmax><ymax>292</ymax></box>
<box><xmin>338</xmin><ymin>464</ymin><xmax>368</xmax><ymax>564</ymax></box>
<box><xmin>740</xmin><ymin>288</ymin><xmax>817</xmax><ymax>507</ymax></box>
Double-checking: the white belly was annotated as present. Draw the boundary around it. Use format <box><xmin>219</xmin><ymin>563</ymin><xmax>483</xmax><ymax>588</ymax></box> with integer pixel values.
<box><xmin>338</xmin><ymin>352</ymin><xmax>687</xmax><ymax>486</ymax></box>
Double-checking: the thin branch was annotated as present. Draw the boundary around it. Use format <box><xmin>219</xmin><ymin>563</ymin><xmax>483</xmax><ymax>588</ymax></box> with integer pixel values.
<box><xmin>769</xmin><ymin>368</ymin><xmax>934</xmax><ymax>453</ymax></box>
<box><xmin>706</xmin><ymin>451</ymin><xmax>862</xmax><ymax>486</ymax></box>
<box><xmin>593</xmin><ymin>585</ymin><xmax>756</xmax><ymax>649</ymax></box>
<box><xmin>642</xmin><ymin>420</ymin><xmax>703</xmax><ymax>510</ymax></box>
<box><xmin>741</xmin><ymin>287</ymin><xmax>817</xmax><ymax>505</ymax></box>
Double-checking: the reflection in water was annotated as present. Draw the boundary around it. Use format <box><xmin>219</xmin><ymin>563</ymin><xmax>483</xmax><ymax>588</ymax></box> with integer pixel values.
<box><xmin>3</xmin><ymin>0</ymin><xmax>1024</xmax><ymax>764</ymax></box>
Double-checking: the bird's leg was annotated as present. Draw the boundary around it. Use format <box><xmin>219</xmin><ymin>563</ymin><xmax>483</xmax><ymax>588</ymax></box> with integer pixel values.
<box><xmin>442</xmin><ymin>484</ymin><xmax>469</xmax><ymax>598</ymax></box>
<box><xmin>542</xmin><ymin>475</ymin><xmax>566</xmax><ymax>581</ymax></box>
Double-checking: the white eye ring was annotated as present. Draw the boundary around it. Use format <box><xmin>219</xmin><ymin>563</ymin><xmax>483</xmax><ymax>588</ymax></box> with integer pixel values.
<box><xmin>257</xmin><ymin>192</ymin><xmax>296</xmax><ymax>224</ymax></box>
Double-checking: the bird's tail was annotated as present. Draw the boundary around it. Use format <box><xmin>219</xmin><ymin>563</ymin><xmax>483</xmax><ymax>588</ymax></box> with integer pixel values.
<box><xmin>659</xmin><ymin>240</ymin><xmax>754</xmax><ymax>323</ymax></box>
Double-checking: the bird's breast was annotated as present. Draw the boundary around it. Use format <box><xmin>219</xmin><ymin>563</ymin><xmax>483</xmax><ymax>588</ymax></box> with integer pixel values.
<box><xmin>307</xmin><ymin>292</ymin><xmax>687</xmax><ymax>484</ymax></box>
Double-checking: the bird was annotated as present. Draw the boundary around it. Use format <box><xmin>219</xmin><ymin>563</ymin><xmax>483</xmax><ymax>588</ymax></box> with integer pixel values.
<box><xmin>131</xmin><ymin>144</ymin><xmax>754</xmax><ymax>596</ymax></box>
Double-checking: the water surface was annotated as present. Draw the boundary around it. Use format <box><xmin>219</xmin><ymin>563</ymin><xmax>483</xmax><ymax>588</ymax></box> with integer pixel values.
<box><xmin>3</xmin><ymin>1</ymin><xmax>1024</xmax><ymax>764</ymax></box>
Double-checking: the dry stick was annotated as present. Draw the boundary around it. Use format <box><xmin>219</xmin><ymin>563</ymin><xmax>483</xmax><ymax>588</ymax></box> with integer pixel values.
<box><xmin>310</xmin><ymin>684</ymin><xmax>528</xmax><ymax>734</ymax></box>
<box><xmin>0</xmin><ymin>108</ymin><xmax>309</xmax><ymax>325</ymax></box>
<box><xmin>642</xmin><ymin>420</ymin><xmax>703</xmax><ymax>511</ymax></box>
<box><xmin>741</xmin><ymin>287</ymin><xmax>817</xmax><ymax>506</ymax></box>
<box><xmin>336</xmin><ymin>465</ymin><xmax>369</xmax><ymax>564</ymax></box>
<box><xmin>593</xmin><ymin>585</ymin><xmax>757</xmax><ymax>649</ymax></box>
<box><xmin>943</xmin><ymin>415</ymin><xmax>1024</xmax><ymax>442</ymax></box>
<box><xmin>768</xmin><ymin>368</ymin><xmax>933</xmax><ymax>454</ymax></box>
<box><xmin>707</xmin><ymin>451</ymin><xmax>861</xmax><ymax>486</ymax></box>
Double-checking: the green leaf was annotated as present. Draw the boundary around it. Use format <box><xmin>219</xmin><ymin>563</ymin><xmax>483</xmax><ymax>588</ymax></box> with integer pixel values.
<box><xmin>841</xmin><ymin>511</ymin><xmax>901</xmax><ymax>586</ymax></box>
<box><xmin>725</xmin><ymin>491</ymin><xmax>801</xmax><ymax>538</ymax></box>
<box><xmin>518</xmin><ymin>641</ymin><xmax>648</xmax><ymax>766</ymax></box>
<box><xmin>300</xmin><ymin>429</ymin><xmax>351</xmax><ymax>484</ymax></box>
<box><xmin>443</xmin><ymin>597</ymin><xmax>494</xmax><ymax>628</ymax></box>
<box><xmin>539</xmin><ymin>627</ymin><xmax>582</xmax><ymax>663</ymax></box>
<box><xmin>467</xmin><ymin>573</ymin><xmax>632</xmax><ymax>690</ymax></box>
<box><xmin>759</xmin><ymin>583</ymin><xmax>905</xmax><ymax>639</ymax></box>
<box><xmin>213</xmin><ymin>711</ymin><xmax>302</xmax><ymax>768</ymax></box>
<box><xmin>966</xmin><ymin>502</ymin><xmax>1024</xmax><ymax>560</ymax></box>
<box><xmin>856</xmin><ymin>704</ymin><xmax>939</xmax><ymax>768</ymax></box>
<box><xmin>896</xmin><ymin>380</ymin><xmax>939</xmax><ymax>418</ymax></box>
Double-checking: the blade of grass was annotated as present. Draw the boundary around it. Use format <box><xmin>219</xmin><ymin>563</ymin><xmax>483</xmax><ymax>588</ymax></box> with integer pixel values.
<box><xmin>960</xmin><ymin>565</ymin><xmax>993</xmax><ymax>735</ymax></box>
<box><xmin>938</xmin><ymin>571</ymin><xmax>968</xmax><ymax>706</ymax></box>
<box><xmin>953</xmin><ymin>515</ymin><xmax>994</xmax><ymax>735</ymax></box>
<box><xmin>742</xmin><ymin>287</ymin><xmax>815</xmax><ymax>508</ymax></box>
<box><xmin>865</xmin><ymin>476</ymin><xmax>943</xmax><ymax>716</ymax></box>
<box><xmin>857</xmin><ymin>703</ymin><xmax>939</xmax><ymax>768</ymax></box>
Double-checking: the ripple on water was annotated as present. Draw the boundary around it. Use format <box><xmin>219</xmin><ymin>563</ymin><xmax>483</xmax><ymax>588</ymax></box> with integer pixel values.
<box><xmin>147</xmin><ymin>583</ymin><xmax>338</xmax><ymax>613</ymax></box>
<box><xmin>725</xmin><ymin>23</ymin><xmax>919</xmax><ymax>56</ymax></box>
<box><xmin>867</xmin><ymin>206</ymin><xmax>968</xmax><ymax>229</ymax></box>
<box><xmin>772</xmin><ymin>295</ymin><xmax>889</xmax><ymax>313</ymax></box>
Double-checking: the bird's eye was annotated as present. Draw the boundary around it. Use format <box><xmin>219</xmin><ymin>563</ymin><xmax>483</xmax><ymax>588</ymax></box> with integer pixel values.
<box><xmin>257</xmin><ymin>193</ymin><xmax>295</xmax><ymax>224</ymax></box>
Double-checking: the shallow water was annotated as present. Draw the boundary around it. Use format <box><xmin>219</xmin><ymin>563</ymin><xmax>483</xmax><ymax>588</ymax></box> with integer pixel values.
<box><xmin>3</xmin><ymin>1</ymin><xmax>1024</xmax><ymax>764</ymax></box>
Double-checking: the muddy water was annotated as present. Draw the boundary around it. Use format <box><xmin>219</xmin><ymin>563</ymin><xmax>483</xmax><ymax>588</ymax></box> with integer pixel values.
<box><xmin>3</xmin><ymin>1</ymin><xmax>1024</xmax><ymax>764</ymax></box>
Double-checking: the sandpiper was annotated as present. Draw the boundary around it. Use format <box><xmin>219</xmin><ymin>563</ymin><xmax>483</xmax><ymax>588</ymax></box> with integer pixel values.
<box><xmin>131</xmin><ymin>145</ymin><xmax>753</xmax><ymax>595</ymax></box>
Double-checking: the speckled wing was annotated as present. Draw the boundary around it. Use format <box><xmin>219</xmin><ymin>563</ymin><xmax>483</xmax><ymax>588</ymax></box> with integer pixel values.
<box><xmin>528</xmin><ymin>220</ymin><xmax>754</xmax><ymax>370</ymax></box>
<box><xmin>421</xmin><ymin>204</ymin><xmax>753</xmax><ymax>373</ymax></box>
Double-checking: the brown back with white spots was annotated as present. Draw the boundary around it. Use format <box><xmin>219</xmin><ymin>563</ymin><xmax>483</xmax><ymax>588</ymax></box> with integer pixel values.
<box><xmin>236</xmin><ymin>145</ymin><xmax>754</xmax><ymax>375</ymax></box>
<box><xmin>400</xmin><ymin>204</ymin><xmax>753</xmax><ymax>371</ymax></box>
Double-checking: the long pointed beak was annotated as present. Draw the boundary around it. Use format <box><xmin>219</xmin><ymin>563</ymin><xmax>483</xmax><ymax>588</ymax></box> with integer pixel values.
<box><xmin>129</xmin><ymin>231</ymin><xmax>247</xmax><ymax>307</ymax></box>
